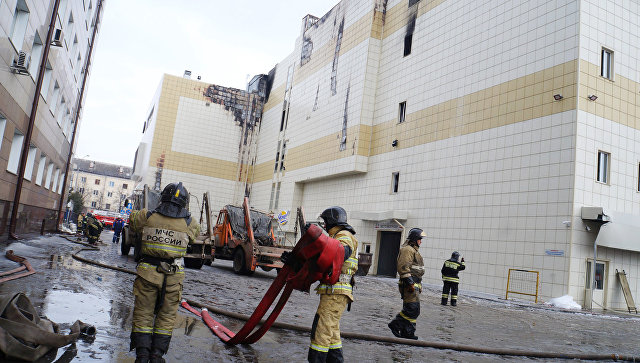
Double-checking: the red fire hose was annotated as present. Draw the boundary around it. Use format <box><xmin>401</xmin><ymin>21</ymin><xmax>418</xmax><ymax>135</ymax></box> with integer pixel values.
<box><xmin>181</xmin><ymin>224</ymin><xmax>343</xmax><ymax>344</ymax></box>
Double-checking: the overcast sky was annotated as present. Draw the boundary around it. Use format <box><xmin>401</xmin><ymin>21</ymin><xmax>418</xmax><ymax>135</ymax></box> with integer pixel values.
<box><xmin>76</xmin><ymin>0</ymin><xmax>339</xmax><ymax>167</ymax></box>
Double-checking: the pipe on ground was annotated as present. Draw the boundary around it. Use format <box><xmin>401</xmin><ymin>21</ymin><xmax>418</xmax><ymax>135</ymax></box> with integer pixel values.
<box><xmin>69</xmin><ymin>247</ymin><xmax>639</xmax><ymax>362</ymax></box>
<box><xmin>0</xmin><ymin>250</ymin><xmax>36</xmax><ymax>283</ymax></box>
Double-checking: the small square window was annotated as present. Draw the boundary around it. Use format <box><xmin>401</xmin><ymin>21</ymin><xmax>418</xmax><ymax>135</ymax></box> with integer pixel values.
<box><xmin>81</xmin><ymin>176</ymin><xmax>86</xmax><ymax>182</ymax></box>
<box><xmin>391</xmin><ymin>172</ymin><xmax>400</xmax><ymax>193</ymax></box>
<box><xmin>107</xmin><ymin>192</ymin><xmax>113</xmax><ymax>197</ymax></box>
<box><xmin>105</xmin><ymin>203</ymin><xmax>111</xmax><ymax>210</ymax></box>
<box><xmin>398</xmin><ymin>102</ymin><xmax>406</xmax><ymax>123</ymax></box>
<box><xmin>79</xmin><ymin>187</ymin><xmax>84</xmax><ymax>194</ymax></box>
<box><xmin>122</xmin><ymin>183</ymin><xmax>128</xmax><ymax>189</ymax></box>
<box><xmin>601</xmin><ymin>48</ymin><xmax>613</xmax><ymax>80</ymax></box>
<box><xmin>93</xmin><ymin>190</ymin><xmax>98</xmax><ymax>195</ymax></box>
<box><xmin>596</xmin><ymin>150</ymin><xmax>610</xmax><ymax>184</ymax></box>
<box><xmin>91</xmin><ymin>201</ymin><xmax>96</xmax><ymax>207</ymax></box>
<box><xmin>95</xmin><ymin>179</ymin><xmax>100</xmax><ymax>185</ymax></box>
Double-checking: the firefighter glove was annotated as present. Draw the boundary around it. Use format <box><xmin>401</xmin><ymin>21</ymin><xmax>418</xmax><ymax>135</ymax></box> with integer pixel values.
<box><xmin>402</xmin><ymin>277</ymin><xmax>415</xmax><ymax>292</ymax></box>
<box><xmin>461</xmin><ymin>257</ymin><xmax>465</xmax><ymax>262</ymax></box>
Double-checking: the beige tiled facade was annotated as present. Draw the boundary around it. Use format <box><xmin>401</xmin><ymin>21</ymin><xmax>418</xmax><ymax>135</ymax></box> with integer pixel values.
<box><xmin>136</xmin><ymin>0</ymin><xmax>640</xmax><ymax>310</ymax></box>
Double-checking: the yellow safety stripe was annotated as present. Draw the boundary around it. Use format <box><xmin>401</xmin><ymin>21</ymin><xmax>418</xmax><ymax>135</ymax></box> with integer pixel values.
<box><xmin>142</xmin><ymin>243</ymin><xmax>187</xmax><ymax>253</ymax></box>
<box><xmin>329</xmin><ymin>343</ymin><xmax>342</xmax><ymax>349</ymax></box>
<box><xmin>451</xmin><ymin>295</ymin><xmax>458</xmax><ymax>299</ymax></box>
<box><xmin>133</xmin><ymin>326</ymin><xmax>153</xmax><ymax>334</ymax></box>
<box><xmin>310</xmin><ymin>343</ymin><xmax>329</xmax><ymax>352</ymax></box>
<box><xmin>442</xmin><ymin>276</ymin><xmax>460</xmax><ymax>283</ymax></box>
<box><xmin>316</xmin><ymin>283</ymin><xmax>353</xmax><ymax>293</ymax></box>
<box><xmin>442</xmin><ymin>293</ymin><xmax>449</xmax><ymax>297</ymax></box>
<box><xmin>399</xmin><ymin>311</ymin><xmax>416</xmax><ymax>323</ymax></box>
<box><xmin>153</xmin><ymin>328</ymin><xmax>172</xmax><ymax>335</ymax></box>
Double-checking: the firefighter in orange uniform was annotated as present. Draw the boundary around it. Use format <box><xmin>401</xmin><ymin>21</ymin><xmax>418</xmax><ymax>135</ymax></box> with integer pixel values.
<box><xmin>308</xmin><ymin>206</ymin><xmax>358</xmax><ymax>363</ymax></box>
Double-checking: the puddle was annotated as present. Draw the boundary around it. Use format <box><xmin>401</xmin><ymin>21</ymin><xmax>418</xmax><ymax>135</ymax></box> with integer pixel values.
<box><xmin>43</xmin><ymin>290</ymin><xmax>111</xmax><ymax>327</ymax></box>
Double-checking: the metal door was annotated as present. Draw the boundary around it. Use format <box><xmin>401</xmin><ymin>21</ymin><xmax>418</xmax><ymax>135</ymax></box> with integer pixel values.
<box><xmin>376</xmin><ymin>231</ymin><xmax>401</xmax><ymax>277</ymax></box>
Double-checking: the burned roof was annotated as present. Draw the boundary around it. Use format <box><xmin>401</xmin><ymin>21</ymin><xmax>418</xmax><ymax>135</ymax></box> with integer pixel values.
<box><xmin>72</xmin><ymin>158</ymin><xmax>132</xmax><ymax>179</ymax></box>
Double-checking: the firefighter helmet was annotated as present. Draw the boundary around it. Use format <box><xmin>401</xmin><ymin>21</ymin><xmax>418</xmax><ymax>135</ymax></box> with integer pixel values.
<box><xmin>407</xmin><ymin>228</ymin><xmax>426</xmax><ymax>242</ymax></box>
<box><xmin>160</xmin><ymin>182</ymin><xmax>189</xmax><ymax>208</ymax></box>
<box><xmin>451</xmin><ymin>251</ymin><xmax>460</xmax><ymax>261</ymax></box>
<box><xmin>319</xmin><ymin>206</ymin><xmax>348</xmax><ymax>231</ymax></box>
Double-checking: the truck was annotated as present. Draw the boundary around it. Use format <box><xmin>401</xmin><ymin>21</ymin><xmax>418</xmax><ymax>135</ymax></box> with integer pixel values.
<box><xmin>120</xmin><ymin>185</ymin><xmax>213</xmax><ymax>269</ymax></box>
<box><xmin>212</xmin><ymin>197</ymin><xmax>289</xmax><ymax>275</ymax></box>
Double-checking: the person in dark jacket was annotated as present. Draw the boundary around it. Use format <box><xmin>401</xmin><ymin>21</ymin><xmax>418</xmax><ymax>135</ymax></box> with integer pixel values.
<box><xmin>113</xmin><ymin>217</ymin><xmax>125</xmax><ymax>243</ymax></box>
<box><xmin>441</xmin><ymin>251</ymin><xmax>466</xmax><ymax>306</ymax></box>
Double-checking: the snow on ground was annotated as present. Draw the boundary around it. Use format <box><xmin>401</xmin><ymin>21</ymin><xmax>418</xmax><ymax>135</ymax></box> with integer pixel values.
<box><xmin>544</xmin><ymin>295</ymin><xmax>581</xmax><ymax>310</ymax></box>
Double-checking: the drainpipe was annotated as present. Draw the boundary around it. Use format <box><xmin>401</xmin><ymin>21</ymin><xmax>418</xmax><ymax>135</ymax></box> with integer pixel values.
<box><xmin>56</xmin><ymin>0</ymin><xmax>105</xmax><ymax>231</ymax></box>
<box><xmin>8</xmin><ymin>0</ymin><xmax>62</xmax><ymax>239</ymax></box>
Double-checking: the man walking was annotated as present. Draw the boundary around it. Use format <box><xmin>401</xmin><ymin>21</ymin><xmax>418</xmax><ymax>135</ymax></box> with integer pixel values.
<box><xmin>388</xmin><ymin>228</ymin><xmax>425</xmax><ymax>340</ymax></box>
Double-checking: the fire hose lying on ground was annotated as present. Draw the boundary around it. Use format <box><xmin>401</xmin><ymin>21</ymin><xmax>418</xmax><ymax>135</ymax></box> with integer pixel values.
<box><xmin>69</xmin><ymin>228</ymin><xmax>640</xmax><ymax>362</ymax></box>
<box><xmin>0</xmin><ymin>250</ymin><xmax>36</xmax><ymax>284</ymax></box>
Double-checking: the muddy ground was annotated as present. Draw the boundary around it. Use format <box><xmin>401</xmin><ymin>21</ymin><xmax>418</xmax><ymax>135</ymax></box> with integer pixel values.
<box><xmin>0</xmin><ymin>231</ymin><xmax>638</xmax><ymax>362</ymax></box>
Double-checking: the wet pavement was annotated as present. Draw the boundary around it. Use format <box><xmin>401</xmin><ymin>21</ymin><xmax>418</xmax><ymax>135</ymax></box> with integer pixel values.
<box><xmin>0</xmin><ymin>231</ymin><xmax>639</xmax><ymax>362</ymax></box>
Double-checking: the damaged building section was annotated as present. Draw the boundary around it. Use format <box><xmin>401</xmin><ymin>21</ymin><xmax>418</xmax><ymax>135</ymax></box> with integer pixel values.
<box><xmin>203</xmin><ymin>82</ymin><xmax>266</xmax><ymax>150</ymax></box>
<box><xmin>375</xmin><ymin>0</ymin><xmax>388</xmax><ymax>24</ymax></box>
<box><xmin>404</xmin><ymin>3</ymin><xmax>418</xmax><ymax>56</ymax></box>
<box><xmin>339</xmin><ymin>83</ymin><xmax>350</xmax><ymax>151</ymax></box>
<box><xmin>154</xmin><ymin>152</ymin><xmax>165</xmax><ymax>192</ymax></box>
<box><xmin>330</xmin><ymin>17</ymin><xmax>345</xmax><ymax>96</ymax></box>
<box><xmin>300</xmin><ymin>15</ymin><xmax>318</xmax><ymax>66</ymax></box>
<box><xmin>312</xmin><ymin>84</ymin><xmax>320</xmax><ymax>111</ymax></box>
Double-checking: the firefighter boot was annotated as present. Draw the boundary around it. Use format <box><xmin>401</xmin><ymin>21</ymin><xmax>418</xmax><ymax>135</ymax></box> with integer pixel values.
<box><xmin>308</xmin><ymin>347</ymin><xmax>328</xmax><ymax>363</ymax></box>
<box><xmin>441</xmin><ymin>297</ymin><xmax>448</xmax><ymax>305</ymax></box>
<box><xmin>327</xmin><ymin>348</ymin><xmax>344</xmax><ymax>363</ymax></box>
<box><xmin>150</xmin><ymin>334</ymin><xmax>171</xmax><ymax>363</ymax></box>
<box><xmin>451</xmin><ymin>299</ymin><xmax>457</xmax><ymax>306</ymax></box>
<box><xmin>130</xmin><ymin>332</ymin><xmax>152</xmax><ymax>363</ymax></box>
<box><xmin>388</xmin><ymin>320</ymin><xmax>402</xmax><ymax>338</ymax></box>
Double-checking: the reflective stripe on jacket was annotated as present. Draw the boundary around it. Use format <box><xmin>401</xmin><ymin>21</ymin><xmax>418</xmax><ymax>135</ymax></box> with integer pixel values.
<box><xmin>316</xmin><ymin>228</ymin><xmax>358</xmax><ymax>301</ymax></box>
<box><xmin>441</xmin><ymin>259</ymin><xmax>465</xmax><ymax>283</ymax></box>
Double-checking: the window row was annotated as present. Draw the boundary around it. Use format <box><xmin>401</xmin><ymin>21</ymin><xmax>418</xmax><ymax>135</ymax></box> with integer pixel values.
<box><xmin>0</xmin><ymin>117</ymin><xmax>66</xmax><ymax>194</ymax></box>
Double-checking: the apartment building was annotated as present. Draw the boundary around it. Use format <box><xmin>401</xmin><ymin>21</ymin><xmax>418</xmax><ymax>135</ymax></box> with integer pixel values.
<box><xmin>133</xmin><ymin>0</ymin><xmax>640</xmax><ymax>310</ymax></box>
<box><xmin>70</xmin><ymin>158</ymin><xmax>132</xmax><ymax>213</ymax></box>
<box><xmin>0</xmin><ymin>0</ymin><xmax>103</xmax><ymax>237</ymax></box>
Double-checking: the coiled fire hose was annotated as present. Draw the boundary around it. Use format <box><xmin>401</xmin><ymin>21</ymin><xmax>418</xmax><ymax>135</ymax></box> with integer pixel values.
<box><xmin>68</xmin><ymin>240</ymin><xmax>640</xmax><ymax>361</ymax></box>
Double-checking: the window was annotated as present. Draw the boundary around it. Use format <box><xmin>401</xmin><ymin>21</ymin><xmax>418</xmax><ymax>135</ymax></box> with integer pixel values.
<box><xmin>391</xmin><ymin>172</ymin><xmax>400</xmax><ymax>193</ymax></box>
<box><xmin>403</xmin><ymin>34</ymin><xmax>413</xmax><ymax>56</ymax></box>
<box><xmin>65</xmin><ymin>12</ymin><xmax>74</xmax><ymax>47</ymax></box>
<box><xmin>44</xmin><ymin>163</ymin><xmax>54</xmax><ymax>189</ymax></box>
<box><xmin>52</xmin><ymin>168</ymin><xmax>60</xmax><ymax>192</ymax></box>
<box><xmin>71</xmin><ymin>35</ymin><xmax>78</xmax><ymax>66</ymax></box>
<box><xmin>81</xmin><ymin>176</ymin><xmax>86</xmax><ymax>182</ymax></box>
<box><xmin>28</xmin><ymin>32</ymin><xmax>43</xmax><ymax>76</ymax></box>
<box><xmin>109</xmin><ymin>181</ymin><xmax>114</xmax><ymax>187</ymax></box>
<box><xmin>601</xmin><ymin>48</ymin><xmax>613</xmax><ymax>80</ymax></box>
<box><xmin>7</xmin><ymin>130</ymin><xmax>25</xmax><ymax>174</ymax></box>
<box><xmin>42</xmin><ymin>61</ymin><xmax>53</xmax><ymax>101</ymax></box>
<box><xmin>79</xmin><ymin>187</ymin><xmax>84</xmax><ymax>194</ymax></box>
<box><xmin>105</xmin><ymin>203</ymin><xmax>111</xmax><ymax>210</ymax></box>
<box><xmin>91</xmin><ymin>201</ymin><xmax>96</xmax><ymax>207</ymax></box>
<box><xmin>0</xmin><ymin>116</ymin><xmax>6</xmax><ymax>152</ymax></box>
<box><xmin>92</xmin><ymin>190</ymin><xmax>98</xmax><ymax>196</ymax></box>
<box><xmin>122</xmin><ymin>183</ymin><xmax>128</xmax><ymax>189</ymax></box>
<box><xmin>49</xmin><ymin>82</ymin><xmax>60</xmax><ymax>114</ymax></box>
<box><xmin>9</xmin><ymin>0</ymin><xmax>29</xmax><ymax>50</ymax></box>
<box><xmin>24</xmin><ymin>146</ymin><xmax>37</xmax><ymax>181</ymax></box>
<box><xmin>362</xmin><ymin>243</ymin><xmax>371</xmax><ymax>253</ymax></box>
<box><xmin>57</xmin><ymin>173</ymin><xmax>65</xmax><ymax>193</ymax></box>
<box><xmin>107</xmin><ymin>192</ymin><xmax>113</xmax><ymax>197</ymax></box>
<box><xmin>597</xmin><ymin>150</ymin><xmax>610</xmax><ymax>184</ymax></box>
<box><xmin>398</xmin><ymin>101</ymin><xmax>406</xmax><ymax>123</ymax></box>
<box><xmin>95</xmin><ymin>179</ymin><xmax>100</xmax><ymax>185</ymax></box>
<box><xmin>35</xmin><ymin>155</ymin><xmax>46</xmax><ymax>186</ymax></box>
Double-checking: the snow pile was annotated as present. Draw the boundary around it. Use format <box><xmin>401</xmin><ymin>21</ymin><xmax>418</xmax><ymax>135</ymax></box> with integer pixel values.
<box><xmin>60</xmin><ymin>224</ymin><xmax>76</xmax><ymax>234</ymax></box>
<box><xmin>546</xmin><ymin>295</ymin><xmax>581</xmax><ymax>310</ymax></box>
